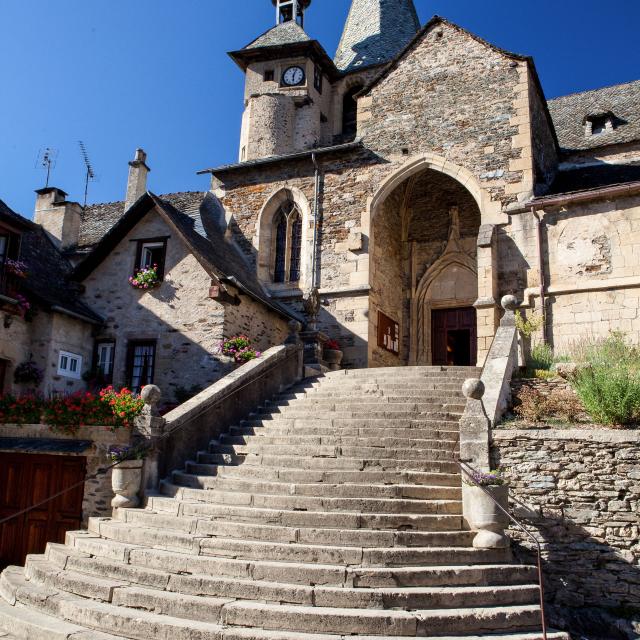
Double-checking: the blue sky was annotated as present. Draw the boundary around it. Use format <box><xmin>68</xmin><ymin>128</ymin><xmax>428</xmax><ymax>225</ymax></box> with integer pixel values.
<box><xmin>0</xmin><ymin>0</ymin><xmax>638</xmax><ymax>217</ymax></box>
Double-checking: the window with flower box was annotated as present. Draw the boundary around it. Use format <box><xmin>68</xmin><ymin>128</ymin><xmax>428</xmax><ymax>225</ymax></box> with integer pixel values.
<box><xmin>132</xmin><ymin>237</ymin><xmax>168</xmax><ymax>280</ymax></box>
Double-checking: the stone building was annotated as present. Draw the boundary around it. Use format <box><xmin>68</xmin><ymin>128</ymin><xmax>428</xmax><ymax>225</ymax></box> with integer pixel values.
<box><xmin>2</xmin><ymin>0</ymin><xmax>640</xmax><ymax>389</ymax></box>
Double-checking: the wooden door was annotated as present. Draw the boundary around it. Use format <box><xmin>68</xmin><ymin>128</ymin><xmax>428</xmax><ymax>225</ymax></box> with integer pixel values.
<box><xmin>431</xmin><ymin>307</ymin><xmax>477</xmax><ymax>366</ymax></box>
<box><xmin>0</xmin><ymin>453</ymin><xmax>85</xmax><ymax>569</ymax></box>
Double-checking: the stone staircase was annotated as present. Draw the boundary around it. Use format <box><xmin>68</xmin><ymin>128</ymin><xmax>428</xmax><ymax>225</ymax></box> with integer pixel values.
<box><xmin>0</xmin><ymin>366</ymin><xmax>569</xmax><ymax>639</ymax></box>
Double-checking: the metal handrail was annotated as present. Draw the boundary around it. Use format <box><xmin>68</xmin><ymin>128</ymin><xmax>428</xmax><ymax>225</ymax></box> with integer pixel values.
<box><xmin>0</xmin><ymin>347</ymin><xmax>302</xmax><ymax>527</ymax></box>
<box><xmin>458</xmin><ymin>459</ymin><xmax>547</xmax><ymax>640</ymax></box>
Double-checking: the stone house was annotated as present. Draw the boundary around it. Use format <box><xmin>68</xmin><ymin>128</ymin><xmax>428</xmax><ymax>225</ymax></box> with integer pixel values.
<box><xmin>3</xmin><ymin>0</ymin><xmax>640</xmax><ymax>390</ymax></box>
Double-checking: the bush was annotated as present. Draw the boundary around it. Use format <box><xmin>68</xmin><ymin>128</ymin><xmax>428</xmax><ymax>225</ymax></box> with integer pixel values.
<box><xmin>570</xmin><ymin>333</ymin><xmax>640</xmax><ymax>426</ymax></box>
<box><xmin>99</xmin><ymin>387</ymin><xmax>145</xmax><ymax>428</ymax></box>
<box><xmin>514</xmin><ymin>387</ymin><xmax>547</xmax><ymax>423</ymax></box>
<box><xmin>42</xmin><ymin>391</ymin><xmax>116</xmax><ymax>434</ymax></box>
<box><xmin>529</xmin><ymin>343</ymin><xmax>555</xmax><ymax>371</ymax></box>
<box><xmin>514</xmin><ymin>386</ymin><xmax>585</xmax><ymax>424</ymax></box>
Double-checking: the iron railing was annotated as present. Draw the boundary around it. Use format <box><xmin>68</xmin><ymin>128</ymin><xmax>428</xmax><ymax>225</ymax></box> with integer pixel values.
<box><xmin>458</xmin><ymin>459</ymin><xmax>548</xmax><ymax>640</ymax></box>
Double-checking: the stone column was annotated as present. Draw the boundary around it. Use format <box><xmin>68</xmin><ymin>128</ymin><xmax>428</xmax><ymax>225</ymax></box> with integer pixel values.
<box><xmin>474</xmin><ymin>224</ymin><xmax>500</xmax><ymax>367</ymax></box>
<box><xmin>133</xmin><ymin>385</ymin><xmax>166</xmax><ymax>494</ymax></box>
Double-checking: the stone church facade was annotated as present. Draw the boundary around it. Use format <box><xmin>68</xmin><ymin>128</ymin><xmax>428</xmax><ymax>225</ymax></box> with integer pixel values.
<box><xmin>1</xmin><ymin>0</ymin><xmax>640</xmax><ymax>394</ymax></box>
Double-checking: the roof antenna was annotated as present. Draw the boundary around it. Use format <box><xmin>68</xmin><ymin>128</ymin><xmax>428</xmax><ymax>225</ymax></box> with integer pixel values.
<box><xmin>35</xmin><ymin>147</ymin><xmax>58</xmax><ymax>188</ymax></box>
<box><xmin>78</xmin><ymin>140</ymin><xmax>97</xmax><ymax>207</ymax></box>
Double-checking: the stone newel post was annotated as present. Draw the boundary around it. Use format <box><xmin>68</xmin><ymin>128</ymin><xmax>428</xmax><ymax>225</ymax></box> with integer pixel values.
<box><xmin>133</xmin><ymin>385</ymin><xmax>167</xmax><ymax>494</ymax></box>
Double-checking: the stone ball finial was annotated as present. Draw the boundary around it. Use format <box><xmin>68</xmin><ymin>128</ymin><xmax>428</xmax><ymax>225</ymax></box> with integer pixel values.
<box><xmin>462</xmin><ymin>378</ymin><xmax>485</xmax><ymax>400</ymax></box>
<box><xmin>141</xmin><ymin>384</ymin><xmax>162</xmax><ymax>406</ymax></box>
<box><xmin>501</xmin><ymin>295</ymin><xmax>518</xmax><ymax>312</ymax></box>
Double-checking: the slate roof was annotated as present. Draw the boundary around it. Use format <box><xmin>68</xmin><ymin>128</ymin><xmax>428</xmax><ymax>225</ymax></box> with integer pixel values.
<box><xmin>78</xmin><ymin>201</ymin><xmax>126</xmax><ymax>248</ymax></box>
<box><xmin>334</xmin><ymin>0</ymin><xmax>421</xmax><ymax>72</ymax></box>
<box><xmin>548</xmin><ymin>80</ymin><xmax>640</xmax><ymax>151</ymax></box>
<box><xmin>547</xmin><ymin>163</ymin><xmax>640</xmax><ymax>196</ymax></box>
<box><xmin>0</xmin><ymin>200</ymin><xmax>103</xmax><ymax>323</ymax></box>
<box><xmin>245</xmin><ymin>21</ymin><xmax>311</xmax><ymax>50</ymax></box>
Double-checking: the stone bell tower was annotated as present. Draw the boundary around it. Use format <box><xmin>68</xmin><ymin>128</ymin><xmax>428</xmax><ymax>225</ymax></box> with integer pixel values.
<box><xmin>229</xmin><ymin>0</ymin><xmax>338</xmax><ymax>162</ymax></box>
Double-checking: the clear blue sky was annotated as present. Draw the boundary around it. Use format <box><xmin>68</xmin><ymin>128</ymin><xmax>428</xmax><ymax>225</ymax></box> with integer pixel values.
<box><xmin>1</xmin><ymin>0</ymin><xmax>638</xmax><ymax>217</ymax></box>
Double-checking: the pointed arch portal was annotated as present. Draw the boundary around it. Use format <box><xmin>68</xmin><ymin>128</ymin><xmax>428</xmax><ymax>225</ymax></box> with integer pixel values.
<box><xmin>368</xmin><ymin>159</ymin><xmax>497</xmax><ymax>367</ymax></box>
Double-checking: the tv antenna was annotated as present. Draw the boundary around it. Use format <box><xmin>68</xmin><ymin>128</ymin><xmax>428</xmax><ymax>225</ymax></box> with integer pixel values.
<box><xmin>78</xmin><ymin>140</ymin><xmax>97</xmax><ymax>207</ymax></box>
<box><xmin>35</xmin><ymin>147</ymin><xmax>58</xmax><ymax>188</ymax></box>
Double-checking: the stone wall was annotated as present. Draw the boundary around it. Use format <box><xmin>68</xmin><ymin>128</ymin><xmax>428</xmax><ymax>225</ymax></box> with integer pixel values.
<box><xmin>492</xmin><ymin>429</ymin><xmax>640</xmax><ymax>636</ymax></box>
<box><xmin>0</xmin><ymin>423</ymin><xmax>130</xmax><ymax>523</ymax></box>
<box><xmin>0</xmin><ymin>309</ymin><xmax>92</xmax><ymax>397</ymax></box>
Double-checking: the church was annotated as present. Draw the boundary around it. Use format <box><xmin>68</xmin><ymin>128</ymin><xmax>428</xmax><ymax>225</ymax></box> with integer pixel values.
<box><xmin>0</xmin><ymin>0</ymin><xmax>639</xmax><ymax>395</ymax></box>
<box><xmin>0</xmin><ymin>1</ymin><xmax>639</xmax><ymax>638</ymax></box>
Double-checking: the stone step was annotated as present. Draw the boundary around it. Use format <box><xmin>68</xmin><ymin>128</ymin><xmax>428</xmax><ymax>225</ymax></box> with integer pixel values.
<box><xmin>263</xmin><ymin>407</ymin><xmax>466</xmax><ymax>418</ymax></box>
<box><xmin>9</xmin><ymin>557</ymin><xmax>545</xmax><ymax>638</ymax></box>
<box><xmin>29</xmin><ymin>552</ymin><xmax>541</xmax><ymax>612</ymax></box>
<box><xmin>172</xmin><ymin>474</ymin><xmax>462</xmax><ymax>500</ymax></box>
<box><xmin>231</xmin><ymin>425</ymin><xmax>460</xmax><ymax>440</ymax></box>
<box><xmin>61</xmin><ymin>535</ymin><xmax>535</xmax><ymax>591</ymax></box>
<box><xmin>218</xmin><ymin>434</ymin><xmax>460</xmax><ymax>449</ymax></box>
<box><xmin>275</xmin><ymin>393</ymin><xmax>465</xmax><ymax>404</ymax></box>
<box><xmin>324</xmin><ymin>366</ymin><xmax>481</xmax><ymax>377</ymax></box>
<box><xmin>177</xmin><ymin>465</ymin><xmax>461</xmax><ymax>487</ymax></box>
<box><xmin>152</xmin><ymin>517</ymin><xmax>474</xmax><ymax>548</ymax></box>
<box><xmin>146</xmin><ymin>494</ymin><xmax>466</xmax><ymax>531</ymax></box>
<box><xmin>145</xmin><ymin>486</ymin><xmax>463</xmax><ymax>516</ymax></box>
<box><xmin>194</xmin><ymin>453</ymin><xmax>460</xmax><ymax>473</ymax></box>
<box><xmin>208</xmin><ymin>443</ymin><xmax>459</xmax><ymax>462</ymax></box>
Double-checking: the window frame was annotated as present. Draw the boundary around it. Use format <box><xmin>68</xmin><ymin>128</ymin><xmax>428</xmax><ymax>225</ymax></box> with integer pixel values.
<box><xmin>94</xmin><ymin>340</ymin><xmax>116</xmax><ymax>384</ymax></box>
<box><xmin>313</xmin><ymin>65</ymin><xmax>323</xmax><ymax>94</ymax></box>
<box><xmin>271</xmin><ymin>202</ymin><xmax>303</xmax><ymax>285</ymax></box>
<box><xmin>126</xmin><ymin>340</ymin><xmax>156</xmax><ymax>394</ymax></box>
<box><xmin>57</xmin><ymin>351</ymin><xmax>83</xmax><ymax>380</ymax></box>
<box><xmin>264</xmin><ymin>69</ymin><xmax>275</xmax><ymax>82</ymax></box>
<box><xmin>132</xmin><ymin>237</ymin><xmax>168</xmax><ymax>280</ymax></box>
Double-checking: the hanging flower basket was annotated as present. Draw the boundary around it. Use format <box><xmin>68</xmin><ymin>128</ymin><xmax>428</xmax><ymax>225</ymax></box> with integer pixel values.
<box><xmin>129</xmin><ymin>265</ymin><xmax>161</xmax><ymax>290</ymax></box>
<box><xmin>13</xmin><ymin>359</ymin><xmax>44</xmax><ymax>386</ymax></box>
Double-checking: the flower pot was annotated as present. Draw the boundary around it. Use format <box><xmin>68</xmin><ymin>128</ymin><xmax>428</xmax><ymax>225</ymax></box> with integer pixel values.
<box><xmin>324</xmin><ymin>349</ymin><xmax>343</xmax><ymax>371</ymax></box>
<box><xmin>111</xmin><ymin>459</ymin><xmax>143</xmax><ymax>509</ymax></box>
<box><xmin>465</xmin><ymin>484</ymin><xmax>510</xmax><ymax>549</ymax></box>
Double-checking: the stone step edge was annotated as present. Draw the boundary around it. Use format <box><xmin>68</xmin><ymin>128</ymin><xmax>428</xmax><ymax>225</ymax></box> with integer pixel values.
<box><xmin>5</xmin><ymin>564</ymin><xmax>546</xmax><ymax>638</ymax></box>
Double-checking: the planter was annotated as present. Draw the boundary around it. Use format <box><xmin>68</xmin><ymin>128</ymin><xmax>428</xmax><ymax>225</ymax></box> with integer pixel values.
<box><xmin>324</xmin><ymin>349</ymin><xmax>343</xmax><ymax>372</ymax></box>
<box><xmin>464</xmin><ymin>484</ymin><xmax>510</xmax><ymax>549</ymax></box>
<box><xmin>111</xmin><ymin>459</ymin><xmax>143</xmax><ymax>509</ymax></box>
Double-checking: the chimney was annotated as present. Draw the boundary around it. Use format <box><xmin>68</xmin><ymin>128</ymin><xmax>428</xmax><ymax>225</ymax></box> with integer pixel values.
<box><xmin>34</xmin><ymin>187</ymin><xmax>82</xmax><ymax>250</ymax></box>
<box><xmin>125</xmin><ymin>148</ymin><xmax>150</xmax><ymax>210</ymax></box>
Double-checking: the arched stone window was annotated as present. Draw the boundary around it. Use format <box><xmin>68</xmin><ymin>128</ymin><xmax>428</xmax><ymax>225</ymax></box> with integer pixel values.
<box><xmin>272</xmin><ymin>200</ymin><xmax>303</xmax><ymax>284</ymax></box>
<box><xmin>342</xmin><ymin>85</ymin><xmax>362</xmax><ymax>140</ymax></box>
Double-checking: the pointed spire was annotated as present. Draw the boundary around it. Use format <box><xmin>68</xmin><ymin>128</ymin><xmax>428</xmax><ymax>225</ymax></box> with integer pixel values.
<box><xmin>334</xmin><ymin>0</ymin><xmax>421</xmax><ymax>72</ymax></box>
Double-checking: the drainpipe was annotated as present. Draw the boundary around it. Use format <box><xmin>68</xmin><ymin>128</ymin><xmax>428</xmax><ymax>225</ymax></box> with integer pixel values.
<box><xmin>311</xmin><ymin>152</ymin><xmax>320</xmax><ymax>289</ymax></box>
<box><xmin>531</xmin><ymin>205</ymin><xmax>548</xmax><ymax>343</ymax></box>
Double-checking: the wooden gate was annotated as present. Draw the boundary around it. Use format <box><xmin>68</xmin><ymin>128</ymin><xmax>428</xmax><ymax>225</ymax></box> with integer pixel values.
<box><xmin>0</xmin><ymin>452</ymin><xmax>85</xmax><ymax>568</ymax></box>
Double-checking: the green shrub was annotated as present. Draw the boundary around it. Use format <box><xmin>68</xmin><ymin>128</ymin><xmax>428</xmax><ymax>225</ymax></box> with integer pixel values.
<box><xmin>570</xmin><ymin>333</ymin><xmax>640</xmax><ymax>426</ymax></box>
<box><xmin>529</xmin><ymin>343</ymin><xmax>554</xmax><ymax>371</ymax></box>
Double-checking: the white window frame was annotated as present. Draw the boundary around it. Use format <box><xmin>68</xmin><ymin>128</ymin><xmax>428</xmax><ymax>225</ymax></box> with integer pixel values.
<box><xmin>139</xmin><ymin>241</ymin><xmax>165</xmax><ymax>270</ymax></box>
<box><xmin>57</xmin><ymin>351</ymin><xmax>83</xmax><ymax>379</ymax></box>
<box><xmin>96</xmin><ymin>342</ymin><xmax>115</xmax><ymax>379</ymax></box>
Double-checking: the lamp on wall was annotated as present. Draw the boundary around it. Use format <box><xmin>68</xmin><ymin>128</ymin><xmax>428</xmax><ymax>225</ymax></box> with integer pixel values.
<box><xmin>3</xmin><ymin>314</ymin><xmax>13</xmax><ymax>329</ymax></box>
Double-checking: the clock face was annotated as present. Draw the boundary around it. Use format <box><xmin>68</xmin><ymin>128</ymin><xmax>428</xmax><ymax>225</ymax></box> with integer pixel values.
<box><xmin>282</xmin><ymin>66</ymin><xmax>305</xmax><ymax>87</ymax></box>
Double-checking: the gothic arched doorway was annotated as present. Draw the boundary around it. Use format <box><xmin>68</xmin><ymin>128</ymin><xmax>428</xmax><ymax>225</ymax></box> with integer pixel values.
<box><xmin>369</xmin><ymin>166</ymin><xmax>482</xmax><ymax>367</ymax></box>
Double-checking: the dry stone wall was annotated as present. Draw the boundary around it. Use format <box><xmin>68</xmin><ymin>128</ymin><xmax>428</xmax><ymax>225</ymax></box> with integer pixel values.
<box><xmin>492</xmin><ymin>429</ymin><xmax>640</xmax><ymax>636</ymax></box>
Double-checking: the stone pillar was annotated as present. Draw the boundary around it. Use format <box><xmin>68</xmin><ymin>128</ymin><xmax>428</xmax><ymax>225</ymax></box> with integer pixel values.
<box><xmin>133</xmin><ymin>384</ymin><xmax>166</xmax><ymax>494</ymax></box>
<box><xmin>474</xmin><ymin>224</ymin><xmax>500</xmax><ymax>367</ymax></box>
